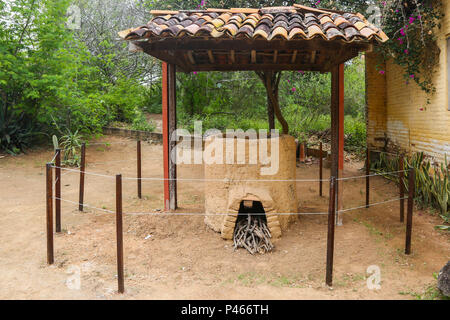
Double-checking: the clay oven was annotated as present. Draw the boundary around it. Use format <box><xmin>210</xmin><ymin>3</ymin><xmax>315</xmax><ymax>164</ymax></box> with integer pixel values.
<box><xmin>204</xmin><ymin>133</ymin><xmax>298</xmax><ymax>240</ymax></box>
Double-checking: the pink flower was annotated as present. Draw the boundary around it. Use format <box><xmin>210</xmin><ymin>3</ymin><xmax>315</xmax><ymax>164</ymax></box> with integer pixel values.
<box><xmin>409</xmin><ymin>17</ymin><xmax>415</xmax><ymax>24</ymax></box>
<box><xmin>379</xmin><ymin>70</ymin><xmax>385</xmax><ymax>75</ymax></box>
<box><xmin>193</xmin><ymin>71</ymin><xmax>198</xmax><ymax>75</ymax></box>
<box><xmin>400</xmin><ymin>28</ymin><xmax>405</xmax><ymax>36</ymax></box>
<box><xmin>397</xmin><ymin>37</ymin><xmax>404</xmax><ymax>44</ymax></box>
<box><xmin>291</xmin><ymin>87</ymin><xmax>296</xmax><ymax>92</ymax></box>
<box><xmin>404</xmin><ymin>49</ymin><xmax>409</xmax><ymax>55</ymax></box>
<box><xmin>410</xmin><ymin>74</ymin><xmax>415</xmax><ymax>79</ymax></box>
<box><xmin>298</xmin><ymin>70</ymin><xmax>304</xmax><ymax>75</ymax></box>
<box><xmin>419</xmin><ymin>107</ymin><xmax>424</xmax><ymax>111</ymax></box>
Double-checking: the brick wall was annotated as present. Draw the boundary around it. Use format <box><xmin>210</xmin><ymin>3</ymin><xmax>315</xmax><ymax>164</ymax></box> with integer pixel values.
<box><xmin>366</xmin><ymin>2</ymin><xmax>450</xmax><ymax>162</ymax></box>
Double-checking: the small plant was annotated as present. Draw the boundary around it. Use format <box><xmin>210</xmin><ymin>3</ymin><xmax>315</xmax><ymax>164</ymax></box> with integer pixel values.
<box><xmin>372</xmin><ymin>151</ymin><xmax>450</xmax><ymax>227</ymax></box>
<box><xmin>0</xmin><ymin>108</ymin><xmax>38</xmax><ymax>155</ymax></box>
<box><xmin>51</xmin><ymin>116</ymin><xmax>83</xmax><ymax>167</ymax></box>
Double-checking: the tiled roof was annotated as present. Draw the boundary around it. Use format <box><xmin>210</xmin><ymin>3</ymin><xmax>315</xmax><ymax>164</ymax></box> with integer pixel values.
<box><xmin>120</xmin><ymin>5</ymin><xmax>388</xmax><ymax>43</ymax></box>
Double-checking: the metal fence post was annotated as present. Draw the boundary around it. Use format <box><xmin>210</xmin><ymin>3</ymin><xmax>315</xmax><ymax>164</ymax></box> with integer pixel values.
<box><xmin>55</xmin><ymin>149</ymin><xmax>61</xmax><ymax>232</ymax></box>
<box><xmin>79</xmin><ymin>143</ymin><xmax>86</xmax><ymax>211</ymax></box>
<box><xmin>46</xmin><ymin>163</ymin><xmax>54</xmax><ymax>265</ymax></box>
<box><xmin>326</xmin><ymin>176</ymin><xmax>337</xmax><ymax>286</ymax></box>
<box><xmin>405</xmin><ymin>168</ymin><xmax>415</xmax><ymax>255</ymax></box>
<box><xmin>116</xmin><ymin>174</ymin><xmax>125</xmax><ymax>293</ymax></box>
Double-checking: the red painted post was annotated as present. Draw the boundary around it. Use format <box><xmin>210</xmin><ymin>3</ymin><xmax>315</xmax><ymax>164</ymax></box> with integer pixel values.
<box><xmin>55</xmin><ymin>149</ymin><xmax>61</xmax><ymax>233</ymax></box>
<box><xmin>319</xmin><ymin>142</ymin><xmax>323</xmax><ymax>197</ymax></box>
<box><xmin>137</xmin><ymin>140</ymin><xmax>142</xmax><ymax>199</ymax></box>
<box><xmin>116</xmin><ymin>174</ymin><xmax>125</xmax><ymax>293</ymax></box>
<box><xmin>326</xmin><ymin>176</ymin><xmax>337</xmax><ymax>286</ymax></box>
<box><xmin>365</xmin><ymin>147</ymin><xmax>370</xmax><ymax>208</ymax></box>
<box><xmin>78</xmin><ymin>143</ymin><xmax>86</xmax><ymax>212</ymax></box>
<box><xmin>46</xmin><ymin>163</ymin><xmax>54</xmax><ymax>265</ymax></box>
<box><xmin>399</xmin><ymin>155</ymin><xmax>405</xmax><ymax>222</ymax></box>
<box><xmin>405</xmin><ymin>168</ymin><xmax>415</xmax><ymax>255</ymax></box>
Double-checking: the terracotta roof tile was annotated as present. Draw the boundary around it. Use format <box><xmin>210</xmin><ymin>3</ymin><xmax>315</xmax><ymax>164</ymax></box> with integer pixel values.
<box><xmin>121</xmin><ymin>5</ymin><xmax>388</xmax><ymax>44</ymax></box>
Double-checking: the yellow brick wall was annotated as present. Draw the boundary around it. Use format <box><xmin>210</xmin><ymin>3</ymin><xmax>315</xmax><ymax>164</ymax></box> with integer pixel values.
<box><xmin>366</xmin><ymin>2</ymin><xmax>450</xmax><ymax>162</ymax></box>
<box><xmin>365</xmin><ymin>53</ymin><xmax>387</xmax><ymax>149</ymax></box>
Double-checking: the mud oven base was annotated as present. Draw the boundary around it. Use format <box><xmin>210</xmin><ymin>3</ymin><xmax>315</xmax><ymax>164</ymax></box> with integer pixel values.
<box><xmin>203</xmin><ymin>134</ymin><xmax>298</xmax><ymax>240</ymax></box>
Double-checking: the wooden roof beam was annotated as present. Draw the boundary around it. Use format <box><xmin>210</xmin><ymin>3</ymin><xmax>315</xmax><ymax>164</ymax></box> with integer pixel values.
<box><xmin>230</xmin><ymin>50</ymin><xmax>235</xmax><ymax>64</ymax></box>
<box><xmin>251</xmin><ymin>50</ymin><xmax>257</xmax><ymax>63</ymax></box>
<box><xmin>186</xmin><ymin>51</ymin><xmax>196</xmax><ymax>65</ymax></box>
<box><xmin>291</xmin><ymin>50</ymin><xmax>298</xmax><ymax>64</ymax></box>
<box><xmin>207</xmin><ymin>50</ymin><xmax>215</xmax><ymax>64</ymax></box>
<box><xmin>273</xmin><ymin>50</ymin><xmax>278</xmax><ymax>63</ymax></box>
<box><xmin>310</xmin><ymin>50</ymin><xmax>317</xmax><ymax>64</ymax></box>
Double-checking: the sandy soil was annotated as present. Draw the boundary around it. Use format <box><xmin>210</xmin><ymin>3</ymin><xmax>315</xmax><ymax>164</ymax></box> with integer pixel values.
<box><xmin>0</xmin><ymin>135</ymin><xmax>448</xmax><ymax>300</ymax></box>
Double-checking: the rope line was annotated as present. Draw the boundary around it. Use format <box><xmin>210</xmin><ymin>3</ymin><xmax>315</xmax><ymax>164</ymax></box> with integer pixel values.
<box><xmin>338</xmin><ymin>197</ymin><xmax>408</xmax><ymax>213</ymax></box>
<box><xmin>50</xmin><ymin>152</ymin><xmax>58</xmax><ymax>164</ymax></box>
<box><xmin>54</xmin><ymin>197</ymin><xmax>114</xmax><ymax>213</ymax></box>
<box><xmin>337</xmin><ymin>170</ymin><xmax>407</xmax><ymax>181</ymax></box>
<box><xmin>53</xmin><ymin>195</ymin><xmax>408</xmax><ymax>217</ymax></box>
<box><xmin>50</xmin><ymin>165</ymin><xmax>328</xmax><ymax>183</ymax></box>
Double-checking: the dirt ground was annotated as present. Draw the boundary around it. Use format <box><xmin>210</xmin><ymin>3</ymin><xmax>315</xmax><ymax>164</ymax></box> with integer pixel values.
<box><xmin>0</xmin><ymin>135</ymin><xmax>449</xmax><ymax>300</ymax></box>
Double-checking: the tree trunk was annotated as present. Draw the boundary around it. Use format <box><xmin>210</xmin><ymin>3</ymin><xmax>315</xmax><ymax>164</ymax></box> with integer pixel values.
<box><xmin>267</xmin><ymin>93</ymin><xmax>275</xmax><ymax>130</ymax></box>
<box><xmin>256</xmin><ymin>71</ymin><xmax>289</xmax><ymax>135</ymax></box>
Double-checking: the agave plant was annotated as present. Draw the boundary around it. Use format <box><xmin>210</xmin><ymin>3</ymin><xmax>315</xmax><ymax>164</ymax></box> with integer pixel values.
<box><xmin>51</xmin><ymin>116</ymin><xmax>83</xmax><ymax>167</ymax></box>
<box><xmin>0</xmin><ymin>106</ymin><xmax>38</xmax><ymax>154</ymax></box>
<box><xmin>373</xmin><ymin>151</ymin><xmax>450</xmax><ymax>227</ymax></box>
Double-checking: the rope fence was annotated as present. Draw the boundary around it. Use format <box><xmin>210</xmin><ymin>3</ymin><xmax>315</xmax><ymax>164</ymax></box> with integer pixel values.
<box><xmin>45</xmin><ymin>141</ymin><xmax>416</xmax><ymax>294</ymax></box>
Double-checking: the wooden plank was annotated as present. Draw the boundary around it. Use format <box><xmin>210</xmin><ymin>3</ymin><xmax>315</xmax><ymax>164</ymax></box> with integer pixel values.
<box><xmin>184</xmin><ymin>63</ymin><xmax>322</xmax><ymax>72</ymax></box>
<box><xmin>162</xmin><ymin>62</ymin><xmax>170</xmax><ymax>211</ymax></box>
<box><xmin>168</xmin><ymin>64</ymin><xmax>177</xmax><ymax>210</ymax></box>
<box><xmin>273</xmin><ymin>50</ymin><xmax>278</xmax><ymax>63</ymax></box>
<box><xmin>139</xmin><ymin>39</ymin><xmax>368</xmax><ymax>54</ymax></box>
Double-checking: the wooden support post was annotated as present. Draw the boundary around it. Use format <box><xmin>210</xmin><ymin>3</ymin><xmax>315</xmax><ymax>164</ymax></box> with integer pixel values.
<box><xmin>162</xmin><ymin>62</ymin><xmax>178</xmax><ymax>211</ymax></box>
<box><xmin>299</xmin><ymin>143</ymin><xmax>305</xmax><ymax>162</ymax></box>
<box><xmin>399</xmin><ymin>155</ymin><xmax>405</xmax><ymax>222</ymax></box>
<box><xmin>55</xmin><ymin>149</ymin><xmax>61</xmax><ymax>233</ymax></box>
<box><xmin>168</xmin><ymin>64</ymin><xmax>177</xmax><ymax>210</ymax></box>
<box><xmin>137</xmin><ymin>140</ymin><xmax>142</xmax><ymax>199</ymax></box>
<box><xmin>116</xmin><ymin>174</ymin><xmax>124</xmax><ymax>293</ymax></box>
<box><xmin>366</xmin><ymin>147</ymin><xmax>370</xmax><ymax>208</ymax></box>
<box><xmin>78</xmin><ymin>143</ymin><xmax>86</xmax><ymax>212</ymax></box>
<box><xmin>405</xmin><ymin>168</ymin><xmax>415</xmax><ymax>255</ymax></box>
<box><xmin>331</xmin><ymin>64</ymin><xmax>344</xmax><ymax>225</ymax></box>
<box><xmin>319</xmin><ymin>142</ymin><xmax>323</xmax><ymax>197</ymax></box>
<box><xmin>46</xmin><ymin>163</ymin><xmax>54</xmax><ymax>265</ymax></box>
<box><xmin>162</xmin><ymin>62</ymin><xmax>170</xmax><ymax>211</ymax></box>
<box><xmin>326</xmin><ymin>176</ymin><xmax>337</xmax><ymax>287</ymax></box>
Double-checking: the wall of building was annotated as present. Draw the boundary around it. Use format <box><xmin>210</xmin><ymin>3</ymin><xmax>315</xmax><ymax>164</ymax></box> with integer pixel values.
<box><xmin>366</xmin><ymin>2</ymin><xmax>450</xmax><ymax>162</ymax></box>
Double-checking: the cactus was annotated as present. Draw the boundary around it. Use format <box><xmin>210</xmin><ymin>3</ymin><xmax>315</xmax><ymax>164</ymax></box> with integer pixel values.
<box><xmin>52</xmin><ymin>135</ymin><xmax>59</xmax><ymax>151</ymax></box>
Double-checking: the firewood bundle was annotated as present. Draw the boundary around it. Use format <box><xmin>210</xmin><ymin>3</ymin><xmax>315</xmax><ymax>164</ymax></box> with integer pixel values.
<box><xmin>233</xmin><ymin>214</ymin><xmax>274</xmax><ymax>254</ymax></box>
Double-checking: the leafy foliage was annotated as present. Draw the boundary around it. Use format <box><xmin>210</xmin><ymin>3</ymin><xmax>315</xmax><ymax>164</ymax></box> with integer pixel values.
<box><xmin>376</xmin><ymin>0</ymin><xmax>444</xmax><ymax>95</ymax></box>
<box><xmin>372</xmin><ymin>152</ymin><xmax>450</xmax><ymax>221</ymax></box>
